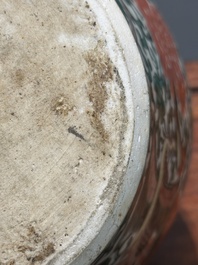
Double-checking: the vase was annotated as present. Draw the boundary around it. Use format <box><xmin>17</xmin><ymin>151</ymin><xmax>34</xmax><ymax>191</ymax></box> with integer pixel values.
<box><xmin>0</xmin><ymin>1</ymin><xmax>191</xmax><ymax>265</ymax></box>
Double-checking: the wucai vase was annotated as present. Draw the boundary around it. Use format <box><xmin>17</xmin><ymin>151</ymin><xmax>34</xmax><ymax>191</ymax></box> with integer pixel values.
<box><xmin>0</xmin><ymin>0</ymin><xmax>191</xmax><ymax>265</ymax></box>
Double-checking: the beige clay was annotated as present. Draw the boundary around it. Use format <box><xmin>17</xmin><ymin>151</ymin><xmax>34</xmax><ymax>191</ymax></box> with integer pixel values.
<box><xmin>0</xmin><ymin>1</ymin><xmax>136</xmax><ymax>264</ymax></box>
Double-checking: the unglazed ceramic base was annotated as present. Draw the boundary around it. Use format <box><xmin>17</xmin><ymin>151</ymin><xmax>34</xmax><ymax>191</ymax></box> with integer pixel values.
<box><xmin>0</xmin><ymin>1</ymin><xmax>149</xmax><ymax>264</ymax></box>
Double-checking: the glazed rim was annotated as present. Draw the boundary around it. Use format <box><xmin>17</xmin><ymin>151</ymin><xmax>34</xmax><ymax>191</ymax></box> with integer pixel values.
<box><xmin>0</xmin><ymin>0</ymin><xmax>149</xmax><ymax>264</ymax></box>
<box><xmin>52</xmin><ymin>1</ymin><xmax>149</xmax><ymax>264</ymax></box>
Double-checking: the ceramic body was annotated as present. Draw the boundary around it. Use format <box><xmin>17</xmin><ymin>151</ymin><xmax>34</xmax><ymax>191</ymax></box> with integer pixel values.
<box><xmin>0</xmin><ymin>1</ymin><xmax>191</xmax><ymax>265</ymax></box>
<box><xmin>92</xmin><ymin>1</ymin><xmax>191</xmax><ymax>264</ymax></box>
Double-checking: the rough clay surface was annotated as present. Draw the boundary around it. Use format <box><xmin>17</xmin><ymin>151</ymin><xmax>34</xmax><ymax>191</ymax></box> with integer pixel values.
<box><xmin>0</xmin><ymin>1</ymin><xmax>131</xmax><ymax>264</ymax></box>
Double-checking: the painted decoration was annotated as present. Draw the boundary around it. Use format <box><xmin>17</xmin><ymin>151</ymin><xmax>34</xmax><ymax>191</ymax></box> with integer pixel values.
<box><xmin>92</xmin><ymin>1</ymin><xmax>191</xmax><ymax>264</ymax></box>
